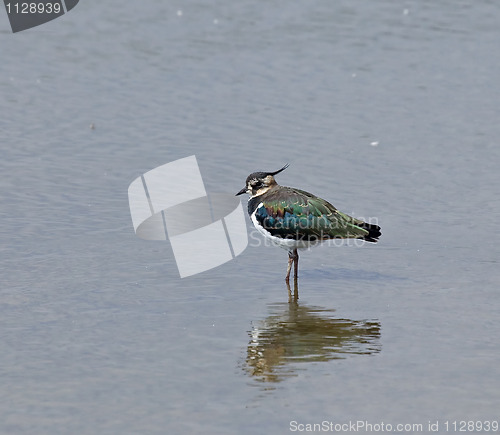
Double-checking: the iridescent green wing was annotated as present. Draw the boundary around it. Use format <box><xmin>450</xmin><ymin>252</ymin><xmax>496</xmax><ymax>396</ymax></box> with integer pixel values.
<box><xmin>256</xmin><ymin>187</ymin><xmax>371</xmax><ymax>240</ymax></box>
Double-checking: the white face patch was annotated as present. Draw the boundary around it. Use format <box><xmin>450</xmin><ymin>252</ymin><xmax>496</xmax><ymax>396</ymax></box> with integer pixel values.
<box><xmin>252</xmin><ymin>186</ymin><xmax>272</xmax><ymax>197</ymax></box>
<box><xmin>247</xmin><ymin>175</ymin><xmax>275</xmax><ymax>198</ymax></box>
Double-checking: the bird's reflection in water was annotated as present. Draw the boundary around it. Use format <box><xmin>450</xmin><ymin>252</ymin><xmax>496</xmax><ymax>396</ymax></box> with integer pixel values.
<box><xmin>244</xmin><ymin>282</ymin><xmax>381</xmax><ymax>384</ymax></box>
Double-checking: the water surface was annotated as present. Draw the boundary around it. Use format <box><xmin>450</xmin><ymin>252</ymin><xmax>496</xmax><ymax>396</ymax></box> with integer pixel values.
<box><xmin>1</xmin><ymin>1</ymin><xmax>499</xmax><ymax>433</ymax></box>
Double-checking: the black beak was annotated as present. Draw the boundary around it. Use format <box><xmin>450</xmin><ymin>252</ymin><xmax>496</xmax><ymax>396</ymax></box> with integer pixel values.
<box><xmin>236</xmin><ymin>187</ymin><xmax>246</xmax><ymax>196</ymax></box>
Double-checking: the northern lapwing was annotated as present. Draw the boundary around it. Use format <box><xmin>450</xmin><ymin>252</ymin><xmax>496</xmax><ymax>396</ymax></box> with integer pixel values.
<box><xmin>236</xmin><ymin>164</ymin><xmax>381</xmax><ymax>282</ymax></box>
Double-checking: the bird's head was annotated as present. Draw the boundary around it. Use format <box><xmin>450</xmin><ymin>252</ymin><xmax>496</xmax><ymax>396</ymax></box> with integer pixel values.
<box><xmin>236</xmin><ymin>164</ymin><xmax>289</xmax><ymax>198</ymax></box>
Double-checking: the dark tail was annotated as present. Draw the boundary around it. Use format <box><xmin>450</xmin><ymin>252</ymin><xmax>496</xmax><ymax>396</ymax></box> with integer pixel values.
<box><xmin>360</xmin><ymin>222</ymin><xmax>381</xmax><ymax>243</ymax></box>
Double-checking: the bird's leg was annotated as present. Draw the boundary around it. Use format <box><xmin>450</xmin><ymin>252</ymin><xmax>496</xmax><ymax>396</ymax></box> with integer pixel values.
<box><xmin>285</xmin><ymin>250</ymin><xmax>294</xmax><ymax>283</ymax></box>
<box><xmin>286</xmin><ymin>279</ymin><xmax>299</xmax><ymax>302</ymax></box>
<box><xmin>286</xmin><ymin>280</ymin><xmax>292</xmax><ymax>302</ymax></box>
<box><xmin>292</xmin><ymin>276</ymin><xmax>299</xmax><ymax>301</ymax></box>
<box><xmin>293</xmin><ymin>248</ymin><xmax>299</xmax><ymax>281</ymax></box>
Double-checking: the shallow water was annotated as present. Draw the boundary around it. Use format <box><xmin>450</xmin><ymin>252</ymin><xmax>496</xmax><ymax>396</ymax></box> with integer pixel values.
<box><xmin>1</xmin><ymin>1</ymin><xmax>500</xmax><ymax>433</ymax></box>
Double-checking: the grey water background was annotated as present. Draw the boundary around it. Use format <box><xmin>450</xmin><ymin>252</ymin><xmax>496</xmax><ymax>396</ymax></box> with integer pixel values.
<box><xmin>1</xmin><ymin>1</ymin><xmax>499</xmax><ymax>433</ymax></box>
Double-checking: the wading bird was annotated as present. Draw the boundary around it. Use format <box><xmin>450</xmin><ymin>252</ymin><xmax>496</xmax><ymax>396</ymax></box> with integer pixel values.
<box><xmin>236</xmin><ymin>164</ymin><xmax>381</xmax><ymax>282</ymax></box>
